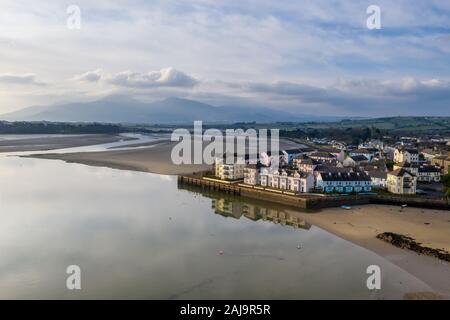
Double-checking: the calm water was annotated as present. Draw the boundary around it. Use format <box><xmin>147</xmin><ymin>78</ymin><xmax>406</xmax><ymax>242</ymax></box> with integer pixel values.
<box><xmin>0</xmin><ymin>155</ymin><xmax>428</xmax><ymax>299</ymax></box>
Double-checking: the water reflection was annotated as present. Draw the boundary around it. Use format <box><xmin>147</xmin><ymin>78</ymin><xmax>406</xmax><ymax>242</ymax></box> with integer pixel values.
<box><xmin>179</xmin><ymin>183</ymin><xmax>311</xmax><ymax>230</ymax></box>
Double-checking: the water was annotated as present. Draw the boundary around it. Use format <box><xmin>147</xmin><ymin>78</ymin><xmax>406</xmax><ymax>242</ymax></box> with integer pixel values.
<box><xmin>0</xmin><ymin>155</ymin><xmax>428</xmax><ymax>299</ymax></box>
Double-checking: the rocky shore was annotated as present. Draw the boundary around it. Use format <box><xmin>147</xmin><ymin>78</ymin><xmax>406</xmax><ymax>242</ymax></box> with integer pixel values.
<box><xmin>377</xmin><ymin>232</ymin><xmax>450</xmax><ymax>262</ymax></box>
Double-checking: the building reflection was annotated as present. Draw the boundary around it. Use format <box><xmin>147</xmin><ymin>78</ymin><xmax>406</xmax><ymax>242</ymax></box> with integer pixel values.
<box><xmin>179</xmin><ymin>183</ymin><xmax>311</xmax><ymax>230</ymax></box>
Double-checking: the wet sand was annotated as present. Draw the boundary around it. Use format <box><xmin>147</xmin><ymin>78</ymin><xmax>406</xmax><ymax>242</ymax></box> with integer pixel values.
<box><xmin>23</xmin><ymin>136</ymin><xmax>303</xmax><ymax>175</ymax></box>
<box><xmin>290</xmin><ymin>205</ymin><xmax>450</xmax><ymax>298</ymax></box>
<box><xmin>0</xmin><ymin>134</ymin><xmax>128</xmax><ymax>152</ymax></box>
<box><xmin>24</xmin><ymin>140</ymin><xmax>212</xmax><ymax>175</ymax></box>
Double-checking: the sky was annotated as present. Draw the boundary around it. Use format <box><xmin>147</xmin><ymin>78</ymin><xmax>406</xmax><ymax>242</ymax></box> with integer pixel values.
<box><xmin>0</xmin><ymin>0</ymin><xmax>449</xmax><ymax>116</ymax></box>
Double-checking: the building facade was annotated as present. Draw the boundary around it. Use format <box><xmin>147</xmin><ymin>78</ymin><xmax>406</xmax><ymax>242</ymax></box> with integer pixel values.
<box><xmin>417</xmin><ymin>165</ymin><xmax>441</xmax><ymax>182</ymax></box>
<box><xmin>260</xmin><ymin>169</ymin><xmax>314</xmax><ymax>193</ymax></box>
<box><xmin>394</xmin><ymin>148</ymin><xmax>419</xmax><ymax>164</ymax></box>
<box><xmin>387</xmin><ymin>168</ymin><xmax>417</xmax><ymax>194</ymax></box>
<box><xmin>316</xmin><ymin>171</ymin><xmax>372</xmax><ymax>193</ymax></box>
<box><xmin>214</xmin><ymin>158</ymin><xmax>246</xmax><ymax>180</ymax></box>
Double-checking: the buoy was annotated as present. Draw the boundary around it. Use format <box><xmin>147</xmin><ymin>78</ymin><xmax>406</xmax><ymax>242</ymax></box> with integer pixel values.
<box><xmin>219</xmin><ymin>250</ymin><xmax>224</xmax><ymax>255</ymax></box>
<box><xmin>297</xmin><ymin>244</ymin><xmax>302</xmax><ymax>250</ymax></box>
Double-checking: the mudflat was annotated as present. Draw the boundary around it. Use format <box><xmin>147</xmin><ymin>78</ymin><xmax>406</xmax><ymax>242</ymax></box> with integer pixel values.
<box><xmin>24</xmin><ymin>140</ymin><xmax>212</xmax><ymax>175</ymax></box>
<box><xmin>0</xmin><ymin>134</ymin><xmax>128</xmax><ymax>152</ymax></box>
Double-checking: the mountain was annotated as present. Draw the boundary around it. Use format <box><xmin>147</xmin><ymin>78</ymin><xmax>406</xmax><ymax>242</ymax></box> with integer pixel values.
<box><xmin>0</xmin><ymin>95</ymin><xmax>342</xmax><ymax>124</ymax></box>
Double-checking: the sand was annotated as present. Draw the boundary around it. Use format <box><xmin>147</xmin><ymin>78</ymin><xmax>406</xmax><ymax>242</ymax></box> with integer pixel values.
<box><xmin>289</xmin><ymin>205</ymin><xmax>450</xmax><ymax>298</ymax></box>
<box><xmin>23</xmin><ymin>136</ymin><xmax>303</xmax><ymax>175</ymax></box>
<box><xmin>25</xmin><ymin>140</ymin><xmax>212</xmax><ymax>175</ymax></box>
<box><xmin>0</xmin><ymin>134</ymin><xmax>128</xmax><ymax>152</ymax></box>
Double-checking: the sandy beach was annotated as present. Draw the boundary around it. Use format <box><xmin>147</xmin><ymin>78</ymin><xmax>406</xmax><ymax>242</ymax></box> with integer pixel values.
<box><xmin>289</xmin><ymin>205</ymin><xmax>450</xmax><ymax>299</ymax></box>
<box><xmin>0</xmin><ymin>134</ymin><xmax>128</xmax><ymax>152</ymax></box>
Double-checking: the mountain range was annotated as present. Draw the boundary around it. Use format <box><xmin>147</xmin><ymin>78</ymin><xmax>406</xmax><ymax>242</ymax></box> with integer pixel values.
<box><xmin>0</xmin><ymin>95</ymin><xmax>347</xmax><ymax>124</ymax></box>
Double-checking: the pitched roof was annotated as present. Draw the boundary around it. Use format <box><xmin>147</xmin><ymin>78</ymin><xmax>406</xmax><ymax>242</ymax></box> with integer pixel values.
<box><xmin>366</xmin><ymin>170</ymin><xmax>387</xmax><ymax>179</ymax></box>
<box><xmin>398</xmin><ymin>148</ymin><xmax>419</xmax><ymax>154</ymax></box>
<box><xmin>350</xmin><ymin>149</ymin><xmax>372</xmax><ymax>154</ymax></box>
<box><xmin>389</xmin><ymin>168</ymin><xmax>415</xmax><ymax>177</ymax></box>
<box><xmin>310</xmin><ymin>151</ymin><xmax>336</xmax><ymax>158</ymax></box>
<box><xmin>350</xmin><ymin>155</ymin><xmax>369</xmax><ymax>162</ymax></box>
<box><xmin>319</xmin><ymin>171</ymin><xmax>371</xmax><ymax>182</ymax></box>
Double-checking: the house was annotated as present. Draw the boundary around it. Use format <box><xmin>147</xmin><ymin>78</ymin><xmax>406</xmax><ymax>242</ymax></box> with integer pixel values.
<box><xmin>366</xmin><ymin>170</ymin><xmax>387</xmax><ymax>189</ymax></box>
<box><xmin>348</xmin><ymin>149</ymin><xmax>376</xmax><ymax>162</ymax></box>
<box><xmin>360</xmin><ymin>159</ymin><xmax>387</xmax><ymax>172</ymax></box>
<box><xmin>417</xmin><ymin>165</ymin><xmax>441</xmax><ymax>183</ymax></box>
<box><xmin>387</xmin><ymin>169</ymin><xmax>417</xmax><ymax>194</ymax></box>
<box><xmin>320</xmin><ymin>148</ymin><xmax>345</xmax><ymax>162</ymax></box>
<box><xmin>343</xmin><ymin>155</ymin><xmax>370</xmax><ymax>167</ymax></box>
<box><xmin>293</xmin><ymin>155</ymin><xmax>318</xmax><ymax>173</ymax></box>
<box><xmin>260</xmin><ymin>169</ymin><xmax>314</xmax><ymax>193</ymax></box>
<box><xmin>316</xmin><ymin>171</ymin><xmax>372</xmax><ymax>193</ymax></box>
<box><xmin>394</xmin><ymin>148</ymin><xmax>419</xmax><ymax>164</ymax></box>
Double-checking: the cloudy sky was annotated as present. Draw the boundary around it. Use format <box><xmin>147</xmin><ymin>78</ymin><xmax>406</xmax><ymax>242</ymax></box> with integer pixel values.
<box><xmin>0</xmin><ymin>0</ymin><xmax>449</xmax><ymax>116</ymax></box>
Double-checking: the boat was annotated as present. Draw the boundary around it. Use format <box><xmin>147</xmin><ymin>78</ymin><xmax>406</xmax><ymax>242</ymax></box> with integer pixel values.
<box><xmin>341</xmin><ymin>205</ymin><xmax>352</xmax><ymax>210</ymax></box>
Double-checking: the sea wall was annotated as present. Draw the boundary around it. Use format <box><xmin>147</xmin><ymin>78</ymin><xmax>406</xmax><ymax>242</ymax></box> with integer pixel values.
<box><xmin>177</xmin><ymin>175</ymin><xmax>450</xmax><ymax>210</ymax></box>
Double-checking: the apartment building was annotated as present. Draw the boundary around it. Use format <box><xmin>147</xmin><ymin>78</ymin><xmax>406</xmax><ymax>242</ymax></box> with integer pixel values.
<box><xmin>387</xmin><ymin>168</ymin><xmax>417</xmax><ymax>194</ymax></box>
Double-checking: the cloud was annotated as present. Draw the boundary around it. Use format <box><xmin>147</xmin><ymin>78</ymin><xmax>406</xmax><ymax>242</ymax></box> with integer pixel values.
<box><xmin>74</xmin><ymin>67</ymin><xmax>199</xmax><ymax>88</ymax></box>
<box><xmin>72</xmin><ymin>70</ymin><xmax>102</xmax><ymax>82</ymax></box>
<box><xmin>207</xmin><ymin>77</ymin><xmax>450</xmax><ymax>116</ymax></box>
<box><xmin>0</xmin><ymin>73</ymin><xmax>45</xmax><ymax>86</ymax></box>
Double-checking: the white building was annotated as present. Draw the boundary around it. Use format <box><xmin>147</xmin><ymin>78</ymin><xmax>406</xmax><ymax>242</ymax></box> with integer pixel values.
<box><xmin>214</xmin><ymin>156</ymin><xmax>246</xmax><ymax>181</ymax></box>
<box><xmin>343</xmin><ymin>155</ymin><xmax>370</xmax><ymax>167</ymax></box>
<box><xmin>316</xmin><ymin>171</ymin><xmax>372</xmax><ymax>193</ymax></box>
<box><xmin>394</xmin><ymin>148</ymin><xmax>419</xmax><ymax>164</ymax></box>
<box><xmin>243</xmin><ymin>163</ymin><xmax>265</xmax><ymax>185</ymax></box>
<box><xmin>293</xmin><ymin>155</ymin><xmax>318</xmax><ymax>173</ymax></box>
<box><xmin>359</xmin><ymin>139</ymin><xmax>384</xmax><ymax>150</ymax></box>
<box><xmin>366</xmin><ymin>170</ymin><xmax>387</xmax><ymax>189</ymax></box>
<box><xmin>260</xmin><ymin>169</ymin><xmax>314</xmax><ymax>193</ymax></box>
<box><xmin>387</xmin><ymin>168</ymin><xmax>417</xmax><ymax>194</ymax></box>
